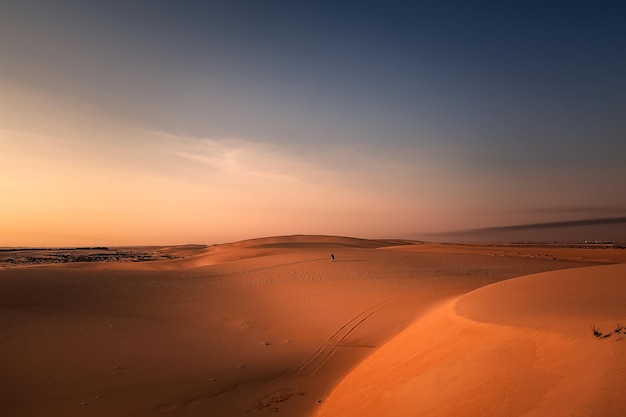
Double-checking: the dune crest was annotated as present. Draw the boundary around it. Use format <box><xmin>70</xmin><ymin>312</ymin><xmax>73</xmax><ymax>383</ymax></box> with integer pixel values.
<box><xmin>316</xmin><ymin>264</ymin><xmax>626</xmax><ymax>417</ymax></box>
<box><xmin>120</xmin><ymin>235</ymin><xmax>417</xmax><ymax>270</ymax></box>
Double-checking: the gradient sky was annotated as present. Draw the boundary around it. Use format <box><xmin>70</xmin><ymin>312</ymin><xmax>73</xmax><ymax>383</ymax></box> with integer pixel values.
<box><xmin>2</xmin><ymin>1</ymin><xmax>626</xmax><ymax>246</ymax></box>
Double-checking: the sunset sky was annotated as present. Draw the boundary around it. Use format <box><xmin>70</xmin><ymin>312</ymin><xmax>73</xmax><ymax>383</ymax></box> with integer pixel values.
<box><xmin>2</xmin><ymin>1</ymin><xmax>626</xmax><ymax>246</ymax></box>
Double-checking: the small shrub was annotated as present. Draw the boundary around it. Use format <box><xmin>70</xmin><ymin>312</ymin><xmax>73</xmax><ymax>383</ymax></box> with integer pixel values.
<box><xmin>591</xmin><ymin>324</ymin><xmax>602</xmax><ymax>338</ymax></box>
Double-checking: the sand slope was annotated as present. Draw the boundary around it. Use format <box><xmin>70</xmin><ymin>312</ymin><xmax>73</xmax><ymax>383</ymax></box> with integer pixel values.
<box><xmin>316</xmin><ymin>263</ymin><xmax>626</xmax><ymax>417</ymax></box>
<box><xmin>0</xmin><ymin>235</ymin><xmax>618</xmax><ymax>416</ymax></box>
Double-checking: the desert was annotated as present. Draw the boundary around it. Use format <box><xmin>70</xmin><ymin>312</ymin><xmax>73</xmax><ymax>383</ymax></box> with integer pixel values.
<box><xmin>1</xmin><ymin>235</ymin><xmax>625</xmax><ymax>416</ymax></box>
<box><xmin>4</xmin><ymin>2</ymin><xmax>626</xmax><ymax>416</ymax></box>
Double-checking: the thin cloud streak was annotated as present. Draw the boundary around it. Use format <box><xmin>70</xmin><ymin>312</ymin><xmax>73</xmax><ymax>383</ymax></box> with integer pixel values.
<box><xmin>441</xmin><ymin>217</ymin><xmax>626</xmax><ymax>235</ymax></box>
<box><xmin>516</xmin><ymin>207</ymin><xmax>626</xmax><ymax>215</ymax></box>
<box><xmin>137</xmin><ymin>128</ymin><xmax>326</xmax><ymax>184</ymax></box>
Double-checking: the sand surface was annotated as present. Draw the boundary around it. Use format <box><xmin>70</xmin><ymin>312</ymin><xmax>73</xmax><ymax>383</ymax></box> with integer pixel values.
<box><xmin>0</xmin><ymin>235</ymin><xmax>622</xmax><ymax>416</ymax></box>
<box><xmin>316</xmin><ymin>263</ymin><xmax>626</xmax><ymax>417</ymax></box>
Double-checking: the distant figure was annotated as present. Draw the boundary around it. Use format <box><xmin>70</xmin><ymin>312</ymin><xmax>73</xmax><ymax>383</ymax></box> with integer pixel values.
<box><xmin>330</xmin><ymin>254</ymin><xmax>335</xmax><ymax>262</ymax></box>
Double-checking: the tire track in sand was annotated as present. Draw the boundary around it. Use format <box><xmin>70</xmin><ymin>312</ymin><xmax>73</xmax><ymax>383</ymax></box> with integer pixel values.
<box><xmin>295</xmin><ymin>296</ymin><xmax>405</xmax><ymax>376</ymax></box>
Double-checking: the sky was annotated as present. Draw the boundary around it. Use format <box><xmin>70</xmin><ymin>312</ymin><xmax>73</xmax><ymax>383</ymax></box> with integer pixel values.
<box><xmin>1</xmin><ymin>0</ymin><xmax>626</xmax><ymax>246</ymax></box>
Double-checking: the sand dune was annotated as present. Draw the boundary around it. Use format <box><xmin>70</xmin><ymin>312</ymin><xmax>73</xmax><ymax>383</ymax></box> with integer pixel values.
<box><xmin>316</xmin><ymin>263</ymin><xmax>626</xmax><ymax>417</ymax></box>
<box><xmin>385</xmin><ymin>241</ymin><xmax>626</xmax><ymax>263</ymax></box>
<box><xmin>0</xmin><ymin>235</ymin><xmax>622</xmax><ymax>416</ymax></box>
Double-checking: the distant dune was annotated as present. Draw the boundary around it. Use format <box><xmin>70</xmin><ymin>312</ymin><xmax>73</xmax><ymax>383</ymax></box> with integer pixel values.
<box><xmin>213</xmin><ymin>234</ymin><xmax>418</xmax><ymax>249</ymax></box>
<box><xmin>1</xmin><ymin>235</ymin><xmax>624</xmax><ymax>416</ymax></box>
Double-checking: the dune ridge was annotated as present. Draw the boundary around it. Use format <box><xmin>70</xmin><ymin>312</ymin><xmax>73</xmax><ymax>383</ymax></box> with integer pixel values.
<box><xmin>316</xmin><ymin>263</ymin><xmax>626</xmax><ymax>417</ymax></box>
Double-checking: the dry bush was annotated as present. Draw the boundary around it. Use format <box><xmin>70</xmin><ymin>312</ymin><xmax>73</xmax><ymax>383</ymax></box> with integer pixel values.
<box><xmin>591</xmin><ymin>324</ymin><xmax>602</xmax><ymax>338</ymax></box>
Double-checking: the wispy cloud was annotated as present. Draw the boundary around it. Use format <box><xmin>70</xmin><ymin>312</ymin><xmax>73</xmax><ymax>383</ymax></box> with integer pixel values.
<box><xmin>135</xmin><ymin>128</ymin><xmax>329</xmax><ymax>185</ymax></box>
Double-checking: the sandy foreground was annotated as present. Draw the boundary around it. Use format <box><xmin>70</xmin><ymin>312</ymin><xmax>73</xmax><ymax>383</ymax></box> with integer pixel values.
<box><xmin>317</xmin><ymin>261</ymin><xmax>626</xmax><ymax>416</ymax></box>
<box><xmin>1</xmin><ymin>236</ymin><xmax>624</xmax><ymax>416</ymax></box>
